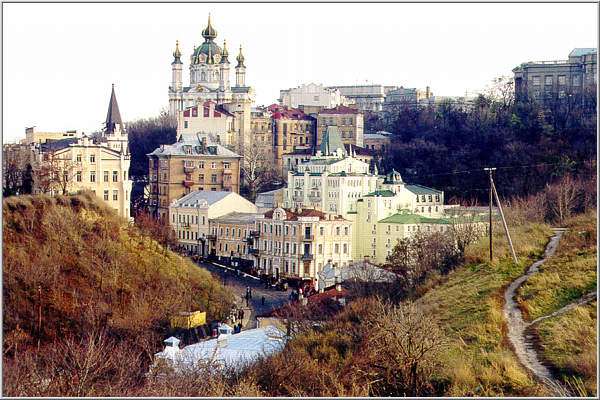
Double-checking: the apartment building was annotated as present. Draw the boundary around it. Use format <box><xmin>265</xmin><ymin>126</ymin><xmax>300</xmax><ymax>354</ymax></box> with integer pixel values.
<box><xmin>317</xmin><ymin>105</ymin><xmax>364</xmax><ymax>148</ymax></box>
<box><xmin>253</xmin><ymin>207</ymin><xmax>353</xmax><ymax>283</ymax></box>
<box><xmin>207</xmin><ymin>212</ymin><xmax>261</xmax><ymax>270</ymax></box>
<box><xmin>279</xmin><ymin>83</ymin><xmax>349</xmax><ymax>109</ymax></box>
<box><xmin>364</xmin><ymin>131</ymin><xmax>392</xmax><ymax>153</ymax></box>
<box><xmin>283</xmin><ymin>126</ymin><xmax>379</xmax><ymax>217</ymax></box>
<box><xmin>176</xmin><ymin>101</ymin><xmax>237</xmax><ymax>150</ymax></box>
<box><xmin>147</xmin><ymin>135</ymin><xmax>241</xmax><ymax>220</ymax></box>
<box><xmin>169</xmin><ymin>191</ymin><xmax>257</xmax><ymax>255</ymax></box>
<box><xmin>30</xmin><ymin>86</ymin><xmax>132</xmax><ymax>219</ymax></box>
<box><xmin>513</xmin><ymin>48</ymin><xmax>597</xmax><ymax>104</ymax></box>
<box><xmin>20</xmin><ymin>127</ymin><xmax>83</xmax><ymax>145</ymax></box>
<box><xmin>327</xmin><ymin>85</ymin><xmax>392</xmax><ymax>112</ymax></box>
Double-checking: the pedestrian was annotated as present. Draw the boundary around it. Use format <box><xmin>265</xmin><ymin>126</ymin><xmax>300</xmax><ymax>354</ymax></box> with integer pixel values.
<box><xmin>261</xmin><ymin>296</ymin><xmax>265</xmax><ymax>306</ymax></box>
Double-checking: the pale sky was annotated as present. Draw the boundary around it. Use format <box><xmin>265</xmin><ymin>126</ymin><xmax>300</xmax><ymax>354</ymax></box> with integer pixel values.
<box><xmin>2</xmin><ymin>2</ymin><xmax>597</xmax><ymax>143</ymax></box>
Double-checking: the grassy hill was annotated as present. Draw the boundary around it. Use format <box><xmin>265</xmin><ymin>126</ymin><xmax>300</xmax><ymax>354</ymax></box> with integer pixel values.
<box><xmin>2</xmin><ymin>192</ymin><xmax>233</xmax><ymax>396</ymax></box>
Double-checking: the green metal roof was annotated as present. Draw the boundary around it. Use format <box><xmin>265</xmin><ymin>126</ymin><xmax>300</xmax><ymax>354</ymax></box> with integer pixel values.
<box><xmin>378</xmin><ymin>213</ymin><xmax>450</xmax><ymax>225</ymax></box>
<box><xmin>405</xmin><ymin>184</ymin><xmax>442</xmax><ymax>195</ymax></box>
<box><xmin>364</xmin><ymin>190</ymin><xmax>396</xmax><ymax>197</ymax></box>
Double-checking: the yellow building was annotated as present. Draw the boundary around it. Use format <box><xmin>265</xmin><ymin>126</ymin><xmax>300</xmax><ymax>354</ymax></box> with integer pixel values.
<box><xmin>148</xmin><ymin>135</ymin><xmax>242</xmax><ymax>221</ymax></box>
<box><xmin>317</xmin><ymin>105</ymin><xmax>364</xmax><ymax>148</ymax></box>
<box><xmin>169</xmin><ymin>190</ymin><xmax>257</xmax><ymax>256</ymax></box>
<box><xmin>208</xmin><ymin>212</ymin><xmax>261</xmax><ymax>270</ymax></box>
<box><xmin>21</xmin><ymin>127</ymin><xmax>82</xmax><ymax>145</ymax></box>
<box><xmin>34</xmin><ymin>86</ymin><xmax>132</xmax><ymax>220</ymax></box>
<box><xmin>254</xmin><ymin>207</ymin><xmax>353</xmax><ymax>283</ymax></box>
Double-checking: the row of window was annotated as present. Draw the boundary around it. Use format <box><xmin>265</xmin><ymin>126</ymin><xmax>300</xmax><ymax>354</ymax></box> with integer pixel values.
<box><xmin>173</xmin><ymin>213</ymin><xmax>207</xmax><ymax>225</ymax></box>
<box><xmin>259</xmin><ymin>222</ymin><xmax>350</xmax><ymax>236</ymax></box>
<box><xmin>416</xmin><ymin>194</ymin><xmax>440</xmax><ymax>203</ymax></box>
<box><xmin>91</xmin><ymin>189</ymin><xmax>121</xmax><ymax>201</ymax></box>
<box><xmin>258</xmin><ymin>240</ymin><xmax>350</xmax><ymax>255</ymax></box>
<box><xmin>182</xmin><ymin>160</ymin><xmax>231</xmax><ymax>169</ymax></box>
<box><xmin>75</xmin><ymin>170</ymin><xmax>125</xmax><ymax>183</ymax></box>
<box><xmin>531</xmin><ymin>75</ymin><xmax>580</xmax><ymax>86</ymax></box>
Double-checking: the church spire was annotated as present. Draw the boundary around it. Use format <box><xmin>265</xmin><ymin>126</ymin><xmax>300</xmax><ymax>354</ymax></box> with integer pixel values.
<box><xmin>105</xmin><ymin>84</ymin><xmax>123</xmax><ymax>134</ymax></box>
<box><xmin>172</xmin><ymin>40</ymin><xmax>182</xmax><ymax>64</ymax></box>
<box><xmin>202</xmin><ymin>13</ymin><xmax>217</xmax><ymax>41</ymax></box>
<box><xmin>220</xmin><ymin>39</ymin><xmax>229</xmax><ymax>64</ymax></box>
<box><xmin>236</xmin><ymin>44</ymin><xmax>245</xmax><ymax>68</ymax></box>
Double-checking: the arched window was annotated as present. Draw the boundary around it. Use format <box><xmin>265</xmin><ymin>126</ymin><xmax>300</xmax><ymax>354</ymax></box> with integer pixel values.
<box><xmin>201</xmin><ymin>71</ymin><xmax>206</xmax><ymax>81</ymax></box>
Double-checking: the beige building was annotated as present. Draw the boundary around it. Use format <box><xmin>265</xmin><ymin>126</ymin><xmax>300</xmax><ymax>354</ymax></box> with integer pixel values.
<box><xmin>147</xmin><ymin>135</ymin><xmax>241</xmax><ymax>220</ymax></box>
<box><xmin>208</xmin><ymin>212</ymin><xmax>261</xmax><ymax>270</ymax></box>
<box><xmin>21</xmin><ymin>127</ymin><xmax>82</xmax><ymax>145</ymax></box>
<box><xmin>32</xmin><ymin>86</ymin><xmax>132</xmax><ymax>220</ymax></box>
<box><xmin>364</xmin><ymin>131</ymin><xmax>392</xmax><ymax>153</ymax></box>
<box><xmin>253</xmin><ymin>207</ymin><xmax>353</xmax><ymax>283</ymax></box>
<box><xmin>169</xmin><ymin>191</ymin><xmax>257</xmax><ymax>255</ymax></box>
<box><xmin>317</xmin><ymin>105</ymin><xmax>364</xmax><ymax>148</ymax></box>
<box><xmin>177</xmin><ymin>101</ymin><xmax>237</xmax><ymax>149</ymax></box>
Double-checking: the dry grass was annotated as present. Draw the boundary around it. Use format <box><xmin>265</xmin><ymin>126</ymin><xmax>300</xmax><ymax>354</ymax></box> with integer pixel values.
<box><xmin>417</xmin><ymin>221</ymin><xmax>554</xmax><ymax>396</ymax></box>
<box><xmin>517</xmin><ymin>210</ymin><xmax>597</xmax><ymax>321</ymax></box>
<box><xmin>536</xmin><ymin>301</ymin><xmax>597</xmax><ymax>396</ymax></box>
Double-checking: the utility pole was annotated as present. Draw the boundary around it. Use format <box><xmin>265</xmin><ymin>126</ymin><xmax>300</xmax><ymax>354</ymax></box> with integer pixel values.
<box><xmin>484</xmin><ymin>167</ymin><xmax>496</xmax><ymax>262</ymax></box>
<box><xmin>491</xmin><ymin>177</ymin><xmax>519</xmax><ymax>264</ymax></box>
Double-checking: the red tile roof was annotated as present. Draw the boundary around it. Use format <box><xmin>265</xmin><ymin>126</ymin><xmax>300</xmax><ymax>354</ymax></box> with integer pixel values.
<box><xmin>319</xmin><ymin>105</ymin><xmax>361</xmax><ymax>115</ymax></box>
<box><xmin>267</xmin><ymin>104</ymin><xmax>313</xmax><ymax>121</ymax></box>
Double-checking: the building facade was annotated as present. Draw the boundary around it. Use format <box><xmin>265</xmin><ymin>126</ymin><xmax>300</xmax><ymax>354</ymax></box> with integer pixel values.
<box><xmin>31</xmin><ymin>86</ymin><xmax>132</xmax><ymax>219</ymax></box>
<box><xmin>169</xmin><ymin>191</ymin><xmax>257</xmax><ymax>255</ymax></box>
<box><xmin>279</xmin><ymin>83</ymin><xmax>349</xmax><ymax>109</ymax></box>
<box><xmin>253</xmin><ymin>207</ymin><xmax>353</xmax><ymax>282</ymax></box>
<box><xmin>176</xmin><ymin>101</ymin><xmax>237</xmax><ymax>148</ymax></box>
<box><xmin>283</xmin><ymin>127</ymin><xmax>379</xmax><ymax>217</ymax></box>
<box><xmin>317</xmin><ymin>105</ymin><xmax>364</xmax><ymax>148</ymax></box>
<box><xmin>168</xmin><ymin>15</ymin><xmax>255</xmax><ymax>153</ymax></box>
<box><xmin>364</xmin><ymin>131</ymin><xmax>392</xmax><ymax>153</ymax></box>
<box><xmin>513</xmin><ymin>48</ymin><xmax>597</xmax><ymax>103</ymax></box>
<box><xmin>327</xmin><ymin>85</ymin><xmax>394</xmax><ymax>112</ymax></box>
<box><xmin>21</xmin><ymin>127</ymin><xmax>83</xmax><ymax>145</ymax></box>
<box><xmin>147</xmin><ymin>135</ymin><xmax>241</xmax><ymax>220</ymax></box>
<box><xmin>208</xmin><ymin>212</ymin><xmax>261</xmax><ymax>269</ymax></box>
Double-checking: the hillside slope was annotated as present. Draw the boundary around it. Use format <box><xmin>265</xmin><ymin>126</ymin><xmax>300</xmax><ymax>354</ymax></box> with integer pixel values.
<box><xmin>2</xmin><ymin>192</ymin><xmax>233</xmax><ymax>396</ymax></box>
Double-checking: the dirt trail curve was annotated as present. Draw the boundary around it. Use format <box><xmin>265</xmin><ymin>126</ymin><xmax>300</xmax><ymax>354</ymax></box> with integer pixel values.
<box><xmin>503</xmin><ymin>228</ymin><xmax>570</xmax><ymax>396</ymax></box>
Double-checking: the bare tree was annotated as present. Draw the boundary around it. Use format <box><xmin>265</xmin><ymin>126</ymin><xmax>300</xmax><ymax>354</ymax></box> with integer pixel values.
<box><xmin>365</xmin><ymin>299</ymin><xmax>446</xmax><ymax>396</ymax></box>
<box><xmin>35</xmin><ymin>150</ymin><xmax>75</xmax><ymax>195</ymax></box>
<box><xmin>241</xmin><ymin>141</ymin><xmax>280</xmax><ymax>202</ymax></box>
<box><xmin>545</xmin><ymin>174</ymin><xmax>583</xmax><ymax>224</ymax></box>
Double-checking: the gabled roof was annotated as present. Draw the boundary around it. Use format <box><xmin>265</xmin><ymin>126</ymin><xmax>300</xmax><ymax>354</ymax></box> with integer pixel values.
<box><xmin>172</xmin><ymin>191</ymin><xmax>232</xmax><ymax>208</ymax></box>
<box><xmin>378</xmin><ymin>213</ymin><xmax>450</xmax><ymax>225</ymax></box>
<box><xmin>147</xmin><ymin>136</ymin><xmax>240</xmax><ymax>158</ymax></box>
<box><xmin>319</xmin><ymin>126</ymin><xmax>345</xmax><ymax>156</ymax></box>
<box><xmin>569</xmin><ymin>48</ymin><xmax>597</xmax><ymax>57</ymax></box>
<box><xmin>105</xmin><ymin>85</ymin><xmax>123</xmax><ymax>133</ymax></box>
<box><xmin>40</xmin><ymin>137</ymin><xmax>79</xmax><ymax>152</ymax></box>
<box><xmin>364</xmin><ymin>190</ymin><xmax>396</xmax><ymax>198</ymax></box>
<box><xmin>405</xmin><ymin>184</ymin><xmax>442</xmax><ymax>195</ymax></box>
<box><xmin>211</xmin><ymin>212</ymin><xmax>262</xmax><ymax>224</ymax></box>
<box><xmin>263</xmin><ymin>207</ymin><xmax>345</xmax><ymax>221</ymax></box>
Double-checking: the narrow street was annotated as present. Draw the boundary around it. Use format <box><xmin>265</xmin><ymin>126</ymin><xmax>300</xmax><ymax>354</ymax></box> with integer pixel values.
<box><xmin>195</xmin><ymin>260</ymin><xmax>290</xmax><ymax>328</ymax></box>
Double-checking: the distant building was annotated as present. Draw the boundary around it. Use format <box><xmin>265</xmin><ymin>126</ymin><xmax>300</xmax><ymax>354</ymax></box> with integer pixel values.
<box><xmin>2</xmin><ymin>143</ymin><xmax>37</xmax><ymax>195</ymax></box>
<box><xmin>20</xmin><ymin>127</ymin><xmax>83</xmax><ymax>145</ymax></box>
<box><xmin>255</xmin><ymin>188</ymin><xmax>285</xmax><ymax>213</ymax></box>
<box><xmin>363</xmin><ymin>131</ymin><xmax>392</xmax><ymax>153</ymax></box>
<box><xmin>147</xmin><ymin>135</ymin><xmax>241</xmax><ymax>220</ymax></box>
<box><xmin>282</xmin><ymin>143</ymin><xmax>375</xmax><ymax>176</ymax></box>
<box><xmin>327</xmin><ymin>85</ymin><xmax>394</xmax><ymax>112</ymax></box>
<box><xmin>383</xmin><ymin>86</ymin><xmax>433</xmax><ymax>111</ymax></box>
<box><xmin>208</xmin><ymin>211</ymin><xmax>262</xmax><ymax>269</ymax></box>
<box><xmin>168</xmin><ymin>190</ymin><xmax>257</xmax><ymax>255</ymax></box>
<box><xmin>168</xmin><ymin>15</ymin><xmax>255</xmax><ymax>153</ymax></box>
<box><xmin>513</xmin><ymin>48</ymin><xmax>597</xmax><ymax>104</ymax></box>
<box><xmin>254</xmin><ymin>207</ymin><xmax>353</xmax><ymax>282</ymax></box>
<box><xmin>31</xmin><ymin>85</ymin><xmax>132</xmax><ymax>220</ymax></box>
<box><xmin>283</xmin><ymin>126</ymin><xmax>379</xmax><ymax>217</ymax></box>
<box><xmin>317</xmin><ymin>105</ymin><xmax>364</xmax><ymax>148</ymax></box>
<box><xmin>176</xmin><ymin>101</ymin><xmax>237</xmax><ymax>150</ymax></box>
<box><xmin>279</xmin><ymin>83</ymin><xmax>349</xmax><ymax>109</ymax></box>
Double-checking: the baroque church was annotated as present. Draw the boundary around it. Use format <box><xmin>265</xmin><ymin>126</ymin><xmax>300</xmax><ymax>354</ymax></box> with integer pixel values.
<box><xmin>168</xmin><ymin>15</ymin><xmax>255</xmax><ymax>153</ymax></box>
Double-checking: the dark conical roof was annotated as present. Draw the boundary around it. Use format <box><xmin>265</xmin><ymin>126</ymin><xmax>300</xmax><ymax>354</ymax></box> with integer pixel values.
<box><xmin>105</xmin><ymin>84</ymin><xmax>123</xmax><ymax>133</ymax></box>
<box><xmin>319</xmin><ymin>125</ymin><xmax>346</xmax><ymax>156</ymax></box>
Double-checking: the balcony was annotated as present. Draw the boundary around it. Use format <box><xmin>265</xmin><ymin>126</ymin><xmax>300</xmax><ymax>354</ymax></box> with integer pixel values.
<box><xmin>249</xmin><ymin>248</ymin><xmax>260</xmax><ymax>255</ymax></box>
<box><xmin>223</xmin><ymin>168</ymin><xmax>232</xmax><ymax>175</ymax></box>
<box><xmin>249</xmin><ymin>230</ymin><xmax>260</xmax><ymax>238</ymax></box>
<box><xmin>302</xmin><ymin>234</ymin><xmax>314</xmax><ymax>241</ymax></box>
<box><xmin>183</xmin><ymin>165</ymin><xmax>196</xmax><ymax>173</ymax></box>
<box><xmin>301</xmin><ymin>253</ymin><xmax>313</xmax><ymax>261</ymax></box>
<box><xmin>206</xmin><ymin>234</ymin><xmax>217</xmax><ymax>241</ymax></box>
<box><xmin>182</xmin><ymin>180</ymin><xmax>194</xmax><ymax>188</ymax></box>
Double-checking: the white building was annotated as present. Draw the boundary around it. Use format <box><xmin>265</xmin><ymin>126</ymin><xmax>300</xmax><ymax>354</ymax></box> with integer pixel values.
<box><xmin>169</xmin><ymin>15</ymin><xmax>255</xmax><ymax>153</ymax></box>
<box><xmin>279</xmin><ymin>83</ymin><xmax>349</xmax><ymax>109</ymax></box>
<box><xmin>154</xmin><ymin>325</ymin><xmax>285</xmax><ymax>372</ymax></box>
<box><xmin>283</xmin><ymin>126</ymin><xmax>379</xmax><ymax>217</ymax></box>
<box><xmin>169</xmin><ymin>190</ymin><xmax>257</xmax><ymax>255</ymax></box>
<box><xmin>326</xmin><ymin>84</ymin><xmax>396</xmax><ymax>112</ymax></box>
<box><xmin>176</xmin><ymin>101</ymin><xmax>237</xmax><ymax>149</ymax></box>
